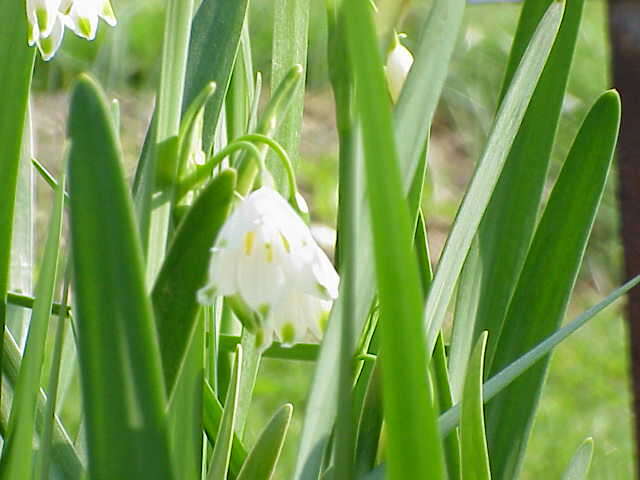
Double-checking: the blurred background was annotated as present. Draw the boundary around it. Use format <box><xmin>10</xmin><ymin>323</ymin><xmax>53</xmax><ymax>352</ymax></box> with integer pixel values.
<box><xmin>30</xmin><ymin>0</ymin><xmax>630</xmax><ymax>478</ymax></box>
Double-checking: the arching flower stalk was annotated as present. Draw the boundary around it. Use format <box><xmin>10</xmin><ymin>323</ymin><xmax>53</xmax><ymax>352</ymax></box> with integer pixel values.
<box><xmin>198</xmin><ymin>186</ymin><xmax>340</xmax><ymax>351</ymax></box>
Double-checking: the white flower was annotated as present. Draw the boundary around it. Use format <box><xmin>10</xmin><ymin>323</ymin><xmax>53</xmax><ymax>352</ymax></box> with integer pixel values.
<box><xmin>198</xmin><ymin>187</ymin><xmax>339</xmax><ymax>350</ymax></box>
<box><xmin>64</xmin><ymin>0</ymin><xmax>117</xmax><ymax>41</ymax></box>
<box><xmin>26</xmin><ymin>0</ymin><xmax>117</xmax><ymax>61</ymax></box>
<box><xmin>385</xmin><ymin>36</ymin><xmax>413</xmax><ymax>103</ymax></box>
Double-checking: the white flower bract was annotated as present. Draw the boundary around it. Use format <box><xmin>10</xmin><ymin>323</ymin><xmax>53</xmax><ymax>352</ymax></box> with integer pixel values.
<box><xmin>25</xmin><ymin>0</ymin><xmax>117</xmax><ymax>61</ymax></box>
<box><xmin>385</xmin><ymin>38</ymin><xmax>414</xmax><ymax>103</ymax></box>
<box><xmin>198</xmin><ymin>187</ymin><xmax>339</xmax><ymax>350</ymax></box>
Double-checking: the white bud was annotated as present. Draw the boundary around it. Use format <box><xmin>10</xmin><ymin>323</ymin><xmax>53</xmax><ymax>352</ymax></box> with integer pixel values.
<box><xmin>385</xmin><ymin>37</ymin><xmax>414</xmax><ymax>103</ymax></box>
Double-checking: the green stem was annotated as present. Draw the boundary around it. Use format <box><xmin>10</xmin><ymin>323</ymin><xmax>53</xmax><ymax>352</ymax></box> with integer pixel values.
<box><xmin>146</xmin><ymin>0</ymin><xmax>195</xmax><ymax>283</ymax></box>
<box><xmin>6</xmin><ymin>292</ymin><xmax>70</xmax><ymax>317</ymax></box>
<box><xmin>177</xmin><ymin>141</ymin><xmax>262</xmax><ymax>201</ymax></box>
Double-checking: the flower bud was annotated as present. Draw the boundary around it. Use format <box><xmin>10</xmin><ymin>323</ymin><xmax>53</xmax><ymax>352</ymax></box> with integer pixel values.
<box><xmin>385</xmin><ymin>35</ymin><xmax>414</xmax><ymax>103</ymax></box>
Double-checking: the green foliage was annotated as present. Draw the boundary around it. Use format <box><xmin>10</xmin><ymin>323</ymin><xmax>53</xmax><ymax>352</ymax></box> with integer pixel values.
<box><xmin>1</xmin><ymin>2</ymin><xmax>632</xmax><ymax>480</ymax></box>
<box><xmin>68</xmin><ymin>75</ymin><xmax>173</xmax><ymax>479</ymax></box>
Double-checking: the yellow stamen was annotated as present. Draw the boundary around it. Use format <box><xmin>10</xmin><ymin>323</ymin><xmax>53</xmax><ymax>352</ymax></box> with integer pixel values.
<box><xmin>265</xmin><ymin>243</ymin><xmax>274</xmax><ymax>263</ymax></box>
<box><xmin>279</xmin><ymin>232</ymin><xmax>291</xmax><ymax>253</ymax></box>
<box><xmin>244</xmin><ymin>231</ymin><xmax>255</xmax><ymax>255</ymax></box>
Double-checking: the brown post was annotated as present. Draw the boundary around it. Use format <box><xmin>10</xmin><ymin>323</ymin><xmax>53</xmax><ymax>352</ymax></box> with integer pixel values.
<box><xmin>608</xmin><ymin>0</ymin><xmax>640</xmax><ymax>475</ymax></box>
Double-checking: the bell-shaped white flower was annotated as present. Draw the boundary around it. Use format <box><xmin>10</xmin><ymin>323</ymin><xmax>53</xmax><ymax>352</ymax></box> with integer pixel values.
<box><xmin>25</xmin><ymin>0</ymin><xmax>117</xmax><ymax>60</ymax></box>
<box><xmin>198</xmin><ymin>186</ymin><xmax>339</xmax><ymax>350</ymax></box>
<box><xmin>385</xmin><ymin>35</ymin><xmax>414</xmax><ymax>103</ymax></box>
<box><xmin>36</xmin><ymin>13</ymin><xmax>65</xmax><ymax>61</ymax></box>
<box><xmin>26</xmin><ymin>0</ymin><xmax>61</xmax><ymax>42</ymax></box>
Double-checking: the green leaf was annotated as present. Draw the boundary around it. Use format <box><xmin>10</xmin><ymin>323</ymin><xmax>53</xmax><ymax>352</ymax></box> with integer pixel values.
<box><xmin>460</xmin><ymin>332</ymin><xmax>491</xmax><ymax>480</ymax></box>
<box><xmin>485</xmin><ymin>91</ymin><xmax>620</xmax><ymax>480</ymax></box>
<box><xmin>268</xmin><ymin>0</ymin><xmax>310</xmax><ymax>192</ymax></box>
<box><xmin>184</xmin><ymin>0</ymin><xmax>249</xmax><ymax>152</ymax></box>
<box><xmin>208</xmin><ymin>346</ymin><xmax>242</xmax><ymax>479</ymax></box>
<box><xmin>7</xmin><ymin>105</ymin><xmax>34</xmax><ymax>348</ymax></box>
<box><xmin>561</xmin><ymin>438</ymin><xmax>594</xmax><ymax>480</ymax></box>
<box><xmin>237</xmin><ymin>404</ymin><xmax>293</xmax><ymax>480</ymax></box>
<box><xmin>0</xmin><ymin>160</ymin><xmax>64</xmax><ymax>478</ymax></box>
<box><xmin>68</xmin><ymin>75</ymin><xmax>173</xmax><ymax>480</ymax></box>
<box><xmin>438</xmin><ymin>274</ymin><xmax>640</xmax><ymax>437</ymax></box>
<box><xmin>431</xmin><ymin>334</ymin><xmax>461</xmax><ymax>480</ymax></box>
<box><xmin>153</xmin><ymin>169</ymin><xmax>236</xmax><ymax>392</ymax></box>
<box><xmin>343</xmin><ymin>0</ymin><xmax>445</xmax><ymax>478</ymax></box>
<box><xmin>449</xmin><ymin>0</ymin><xmax>586</xmax><ymax>400</ymax></box>
<box><xmin>0</xmin><ymin>0</ymin><xmax>35</xmax><ymax>412</ymax></box>
<box><xmin>423</xmin><ymin>4</ymin><xmax>564</xmax><ymax>353</ymax></box>
<box><xmin>203</xmin><ymin>380</ymin><xmax>248</xmax><ymax>475</ymax></box>
<box><xmin>2</xmin><ymin>329</ymin><xmax>85</xmax><ymax>479</ymax></box>
<box><xmin>295</xmin><ymin>1</ymin><xmax>465</xmax><ymax>475</ymax></box>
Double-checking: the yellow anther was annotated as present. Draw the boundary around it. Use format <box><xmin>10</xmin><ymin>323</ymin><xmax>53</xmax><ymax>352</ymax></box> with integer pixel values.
<box><xmin>244</xmin><ymin>231</ymin><xmax>256</xmax><ymax>255</ymax></box>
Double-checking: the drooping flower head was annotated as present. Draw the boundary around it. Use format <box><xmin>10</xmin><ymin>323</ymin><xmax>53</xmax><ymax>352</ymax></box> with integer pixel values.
<box><xmin>26</xmin><ymin>0</ymin><xmax>117</xmax><ymax>61</ymax></box>
<box><xmin>385</xmin><ymin>34</ymin><xmax>414</xmax><ymax>103</ymax></box>
<box><xmin>198</xmin><ymin>187</ymin><xmax>339</xmax><ymax>351</ymax></box>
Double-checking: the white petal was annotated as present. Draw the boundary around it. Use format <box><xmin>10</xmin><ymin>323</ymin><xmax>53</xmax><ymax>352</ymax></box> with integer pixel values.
<box><xmin>99</xmin><ymin>0</ymin><xmax>117</xmax><ymax>26</ymax></box>
<box><xmin>37</xmin><ymin>15</ymin><xmax>65</xmax><ymax>61</ymax></box>
<box><xmin>206</xmin><ymin>247</ymin><xmax>240</xmax><ymax>297</ymax></box>
<box><xmin>67</xmin><ymin>1</ymin><xmax>99</xmax><ymax>40</ymax></box>
<box><xmin>236</xmin><ymin>229</ymin><xmax>286</xmax><ymax>312</ymax></box>
<box><xmin>27</xmin><ymin>0</ymin><xmax>61</xmax><ymax>38</ymax></box>
<box><xmin>385</xmin><ymin>41</ymin><xmax>413</xmax><ymax>103</ymax></box>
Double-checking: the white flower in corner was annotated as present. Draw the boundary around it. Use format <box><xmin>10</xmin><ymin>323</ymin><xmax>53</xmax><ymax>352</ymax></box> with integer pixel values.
<box><xmin>63</xmin><ymin>0</ymin><xmax>117</xmax><ymax>41</ymax></box>
<box><xmin>198</xmin><ymin>187</ymin><xmax>339</xmax><ymax>351</ymax></box>
<box><xmin>385</xmin><ymin>35</ymin><xmax>414</xmax><ymax>103</ymax></box>
<box><xmin>26</xmin><ymin>0</ymin><xmax>117</xmax><ymax>61</ymax></box>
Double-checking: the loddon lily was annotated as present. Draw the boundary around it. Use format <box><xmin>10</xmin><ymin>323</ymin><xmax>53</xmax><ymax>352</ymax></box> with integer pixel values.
<box><xmin>198</xmin><ymin>186</ymin><xmax>340</xmax><ymax>351</ymax></box>
<box><xmin>26</xmin><ymin>0</ymin><xmax>117</xmax><ymax>61</ymax></box>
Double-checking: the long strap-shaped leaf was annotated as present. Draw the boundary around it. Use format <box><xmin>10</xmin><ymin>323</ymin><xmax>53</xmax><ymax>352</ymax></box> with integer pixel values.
<box><xmin>236</xmin><ymin>404</ymin><xmax>293</xmax><ymax>480</ymax></box>
<box><xmin>561</xmin><ymin>438</ymin><xmax>594</xmax><ymax>480</ymax></box>
<box><xmin>294</xmin><ymin>2</ymin><xmax>465</xmax><ymax>476</ymax></box>
<box><xmin>449</xmin><ymin>0</ymin><xmax>586</xmax><ymax>397</ymax></box>
<box><xmin>344</xmin><ymin>0</ymin><xmax>445</xmax><ymax>478</ymax></box>
<box><xmin>0</xmin><ymin>160</ymin><xmax>64</xmax><ymax>478</ymax></box>
<box><xmin>370</xmin><ymin>273</ymin><xmax>640</xmax><ymax>479</ymax></box>
<box><xmin>460</xmin><ymin>332</ymin><xmax>492</xmax><ymax>480</ymax></box>
<box><xmin>153</xmin><ymin>170</ymin><xmax>236</xmax><ymax>391</ymax></box>
<box><xmin>484</xmin><ymin>91</ymin><xmax>621</xmax><ymax>480</ymax></box>
<box><xmin>423</xmin><ymin>4</ymin><xmax>564</xmax><ymax>352</ymax></box>
<box><xmin>0</xmin><ymin>0</ymin><xmax>35</xmax><ymax>413</ymax></box>
<box><xmin>68</xmin><ymin>75</ymin><xmax>174</xmax><ymax>480</ymax></box>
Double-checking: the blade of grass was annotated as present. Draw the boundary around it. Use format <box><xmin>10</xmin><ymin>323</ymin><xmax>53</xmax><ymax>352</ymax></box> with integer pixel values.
<box><xmin>0</xmin><ymin>0</ymin><xmax>35</xmax><ymax>412</ymax></box>
<box><xmin>146</xmin><ymin>0</ymin><xmax>194</xmax><ymax>283</ymax></box>
<box><xmin>268</xmin><ymin>0</ymin><xmax>310</xmax><ymax>192</ymax></box>
<box><xmin>34</xmin><ymin>278</ymin><xmax>70</xmax><ymax>480</ymax></box>
<box><xmin>153</xmin><ymin>170</ymin><xmax>236</xmax><ymax>391</ymax></box>
<box><xmin>561</xmin><ymin>438</ymin><xmax>594</xmax><ymax>480</ymax></box>
<box><xmin>344</xmin><ymin>1</ymin><xmax>445</xmax><ymax>478</ymax></box>
<box><xmin>208</xmin><ymin>346</ymin><xmax>242</xmax><ymax>479</ymax></box>
<box><xmin>0</xmin><ymin>161</ymin><xmax>65</xmax><ymax>478</ymax></box>
<box><xmin>7</xmin><ymin>105</ymin><xmax>34</xmax><ymax>349</ymax></box>
<box><xmin>431</xmin><ymin>333</ymin><xmax>462</xmax><ymax>480</ymax></box>
<box><xmin>68</xmin><ymin>75</ymin><xmax>173</xmax><ymax>479</ymax></box>
<box><xmin>423</xmin><ymin>4</ymin><xmax>564</xmax><ymax>352</ymax></box>
<box><xmin>236</xmin><ymin>404</ymin><xmax>293</xmax><ymax>480</ymax></box>
<box><xmin>460</xmin><ymin>332</ymin><xmax>491</xmax><ymax>480</ymax></box>
<box><xmin>449</xmin><ymin>0</ymin><xmax>586</xmax><ymax>399</ymax></box>
<box><xmin>484</xmin><ymin>91</ymin><xmax>621</xmax><ymax>480</ymax></box>
<box><xmin>438</xmin><ymin>277</ymin><xmax>640</xmax><ymax>437</ymax></box>
<box><xmin>203</xmin><ymin>380</ymin><xmax>248</xmax><ymax>475</ymax></box>
<box><xmin>295</xmin><ymin>1</ymin><xmax>465</xmax><ymax>475</ymax></box>
<box><xmin>184</xmin><ymin>0</ymin><xmax>249</xmax><ymax>153</ymax></box>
